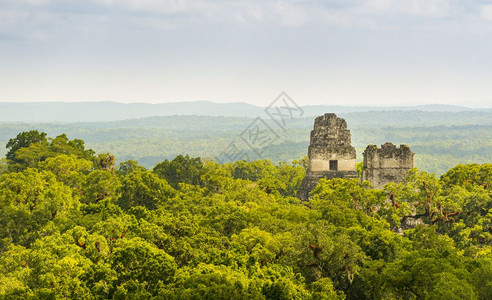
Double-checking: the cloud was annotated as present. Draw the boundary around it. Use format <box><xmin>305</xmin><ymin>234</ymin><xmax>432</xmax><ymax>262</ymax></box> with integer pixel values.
<box><xmin>367</xmin><ymin>0</ymin><xmax>453</xmax><ymax>18</ymax></box>
<box><xmin>481</xmin><ymin>4</ymin><xmax>492</xmax><ymax>20</ymax></box>
<box><xmin>0</xmin><ymin>10</ymin><xmax>29</xmax><ymax>26</ymax></box>
<box><xmin>1</xmin><ymin>0</ymin><xmax>492</xmax><ymax>43</ymax></box>
<box><xmin>0</xmin><ymin>1</ymin><xmax>486</xmax><ymax>22</ymax></box>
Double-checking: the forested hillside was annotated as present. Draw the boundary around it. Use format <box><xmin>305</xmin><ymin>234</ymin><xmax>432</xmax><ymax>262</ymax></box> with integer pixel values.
<box><xmin>0</xmin><ymin>101</ymin><xmax>487</xmax><ymax>122</ymax></box>
<box><xmin>1</xmin><ymin>110</ymin><xmax>490</xmax><ymax>175</ymax></box>
<box><xmin>0</xmin><ymin>131</ymin><xmax>491</xmax><ymax>299</ymax></box>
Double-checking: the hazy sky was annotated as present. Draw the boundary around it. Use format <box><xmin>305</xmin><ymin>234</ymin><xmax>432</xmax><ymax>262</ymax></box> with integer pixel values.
<box><xmin>0</xmin><ymin>0</ymin><xmax>491</xmax><ymax>107</ymax></box>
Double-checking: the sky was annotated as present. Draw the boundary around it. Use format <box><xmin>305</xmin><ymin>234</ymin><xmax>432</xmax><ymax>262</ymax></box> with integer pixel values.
<box><xmin>0</xmin><ymin>0</ymin><xmax>491</xmax><ymax>107</ymax></box>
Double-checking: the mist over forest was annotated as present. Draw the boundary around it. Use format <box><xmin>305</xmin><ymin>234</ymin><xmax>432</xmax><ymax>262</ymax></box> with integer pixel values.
<box><xmin>1</xmin><ymin>103</ymin><xmax>490</xmax><ymax>175</ymax></box>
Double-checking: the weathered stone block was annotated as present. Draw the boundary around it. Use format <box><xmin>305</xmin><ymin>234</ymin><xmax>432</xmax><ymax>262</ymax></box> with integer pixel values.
<box><xmin>298</xmin><ymin>113</ymin><xmax>357</xmax><ymax>201</ymax></box>
<box><xmin>362</xmin><ymin>143</ymin><xmax>414</xmax><ymax>189</ymax></box>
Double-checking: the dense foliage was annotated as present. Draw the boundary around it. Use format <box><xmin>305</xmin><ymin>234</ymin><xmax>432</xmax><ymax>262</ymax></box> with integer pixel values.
<box><xmin>0</xmin><ymin>131</ymin><xmax>491</xmax><ymax>299</ymax></box>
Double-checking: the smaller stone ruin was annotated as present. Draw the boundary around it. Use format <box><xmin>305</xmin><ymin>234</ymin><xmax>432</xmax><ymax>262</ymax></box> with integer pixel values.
<box><xmin>362</xmin><ymin>142</ymin><xmax>414</xmax><ymax>189</ymax></box>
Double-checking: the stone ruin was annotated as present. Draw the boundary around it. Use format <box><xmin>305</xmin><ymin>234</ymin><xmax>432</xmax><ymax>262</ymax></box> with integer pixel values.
<box><xmin>362</xmin><ymin>143</ymin><xmax>414</xmax><ymax>189</ymax></box>
<box><xmin>297</xmin><ymin>113</ymin><xmax>358</xmax><ymax>201</ymax></box>
<box><xmin>297</xmin><ymin>113</ymin><xmax>414</xmax><ymax>200</ymax></box>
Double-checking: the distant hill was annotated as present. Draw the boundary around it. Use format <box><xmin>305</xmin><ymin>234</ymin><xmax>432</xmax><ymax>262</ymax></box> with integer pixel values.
<box><xmin>0</xmin><ymin>101</ymin><xmax>489</xmax><ymax>123</ymax></box>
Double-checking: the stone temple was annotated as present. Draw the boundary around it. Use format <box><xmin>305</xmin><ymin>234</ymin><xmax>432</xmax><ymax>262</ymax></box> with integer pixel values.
<box><xmin>297</xmin><ymin>113</ymin><xmax>358</xmax><ymax>201</ymax></box>
<box><xmin>297</xmin><ymin>113</ymin><xmax>414</xmax><ymax>200</ymax></box>
<box><xmin>362</xmin><ymin>143</ymin><xmax>414</xmax><ymax>189</ymax></box>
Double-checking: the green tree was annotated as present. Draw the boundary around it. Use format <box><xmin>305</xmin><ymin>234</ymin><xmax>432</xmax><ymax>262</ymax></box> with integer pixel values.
<box><xmin>153</xmin><ymin>154</ymin><xmax>203</xmax><ymax>189</ymax></box>
<box><xmin>38</xmin><ymin>154</ymin><xmax>92</xmax><ymax>189</ymax></box>
<box><xmin>6</xmin><ymin>132</ymin><xmax>96</xmax><ymax>171</ymax></box>
<box><xmin>82</xmin><ymin>170</ymin><xmax>121</xmax><ymax>204</ymax></box>
<box><xmin>0</xmin><ymin>158</ymin><xmax>8</xmax><ymax>175</ymax></box>
<box><xmin>97</xmin><ymin>153</ymin><xmax>116</xmax><ymax>172</ymax></box>
<box><xmin>441</xmin><ymin>163</ymin><xmax>491</xmax><ymax>190</ymax></box>
<box><xmin>381</xmin><ymin>226</ymin><xmax>477</xmax><ymax>299</ymax></box>
<box><xmin>118</xmin><ymin>160</ymin><xmax>146</xmax><ymax>176</ymax></box>
<box><xmin>111</xmin><ymin>238</ymin><xmax>177</xmax><ymax>296</ymax></box>
<box><xmin>118</xmin><ymin>171</ymin><xmax>175</xmax><ymax>210</ymax></box>
<box><xmin>0</xmin><ymin>169</ymin><xmax>77</xmax><ymax>246</ymax></box>
<box><xmin>6</xmin><ymin>130</ymin><xmax>47</xmax><ymax>161</ymax></box>
<box><xmin>48</xmin><ymin>134</ymin><xmax>95</xmax><ymax>162</ymax></box>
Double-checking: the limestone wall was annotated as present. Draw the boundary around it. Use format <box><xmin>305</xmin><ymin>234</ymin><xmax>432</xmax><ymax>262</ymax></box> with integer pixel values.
<box><xmin>298</xmin><ymin>113</ymin><xmax>358</xmax><ymax>201</ymax></box>
<box><xmin>363</xmin><ymin>143</ymin><xmax>413</xmax><ymax>169</ymax></box>
<box><xmin>309</xmin><ymin>158</ymin><xmax>356</xmax><ymax>172</ymax></box>
<box><xmin>362</xmin><ymin>143</ymin><xmax>414</xmax><ymax>189</ymax></box>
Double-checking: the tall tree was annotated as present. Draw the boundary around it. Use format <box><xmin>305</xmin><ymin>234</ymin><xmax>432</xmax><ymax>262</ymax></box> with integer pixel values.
<box><xmin>6</xmin><ymin>130</ymin><xmax>47</xmax><ymax>161</ymax></box>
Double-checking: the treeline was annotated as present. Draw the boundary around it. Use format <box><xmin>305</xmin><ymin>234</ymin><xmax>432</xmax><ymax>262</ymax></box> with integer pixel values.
<box><xmin>0</xmin><ymin>113</ymin><xmax>490</xmax><ymax>175</ymax></box>
<box><xmin>0</xmin><ymin>131</ymin><xmax>491</xmax><ymax>299</ymax></box>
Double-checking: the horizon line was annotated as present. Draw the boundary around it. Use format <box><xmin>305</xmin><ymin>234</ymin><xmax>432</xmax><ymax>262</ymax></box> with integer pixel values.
<box><xmin>0</xmin><ymin>100</ymin><xmax>490</xmax><ymax>110</ymax></box>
